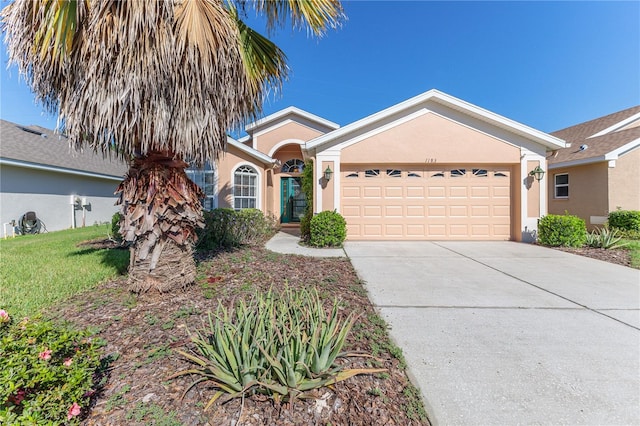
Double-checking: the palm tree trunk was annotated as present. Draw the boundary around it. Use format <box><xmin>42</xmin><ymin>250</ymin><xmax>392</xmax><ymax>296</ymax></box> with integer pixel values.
<box><xmin>116</xmin><ymin>151</ymin><xmax>205</xmax><ymax>293</ymax></box>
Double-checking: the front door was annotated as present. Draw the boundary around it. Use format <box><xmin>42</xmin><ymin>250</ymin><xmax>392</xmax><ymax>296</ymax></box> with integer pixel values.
<box><xmin>280</xmin><ymin>177</ymin><xmax>306</xmax><ymax>223</ymax></box>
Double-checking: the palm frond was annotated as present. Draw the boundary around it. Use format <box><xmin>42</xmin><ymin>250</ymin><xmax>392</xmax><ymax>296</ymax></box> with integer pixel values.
<box><xmin>250</xmin><ymin>0</ymin><xmax>345</xmax><ymax>36</ymax></box>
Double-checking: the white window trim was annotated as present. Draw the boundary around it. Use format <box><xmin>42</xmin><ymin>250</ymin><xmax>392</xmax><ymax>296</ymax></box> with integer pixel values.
<box><xmin>231</xmin><ymin>162</ymin><xmax>262</xmax><ymax>210</ymax></box>
<box><xmin>186</xmin><ymin>165</ymin><xmax>218</xmax><ymax>210</ymax></box>
<box><xmin>554</xmin><ymin>173</ymin><xmax>569</xmax><ymax>199</ymax></box>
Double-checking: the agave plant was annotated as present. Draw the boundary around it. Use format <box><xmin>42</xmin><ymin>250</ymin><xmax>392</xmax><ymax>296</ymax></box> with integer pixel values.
<box><xmin>585</xmin><ymin>226</ymin><xmax>629</xmax><ymax>250</ymax></box>
<box><xmin>172</xmin><ymin>288</ymin><xmax>385</xmax><ymax>409</ymax></box>
<box><xmin>2</xmin><ymin>0</ymin><xmax>344</xmax><ymax>292</ymax></box>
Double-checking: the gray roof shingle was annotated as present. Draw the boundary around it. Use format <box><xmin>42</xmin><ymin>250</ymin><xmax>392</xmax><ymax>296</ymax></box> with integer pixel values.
<box><xmin>0</xmin><ymin>119</ymin><xmax>128</xmax><ymax>178</ymax></box>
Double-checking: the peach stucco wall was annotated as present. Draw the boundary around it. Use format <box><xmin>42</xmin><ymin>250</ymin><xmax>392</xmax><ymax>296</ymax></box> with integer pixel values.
<box><xmin>217</xmin><ymin>146</ymin><xmax>269</xmax><ymax>212</ymax></box>
<box><xmin>340</xmin><ymin>113</ymin><xmax>520</xmax><ymax>164</ymax></box>
<box><xmin>254</xmin><ymin>121</ymin><xmax>325</xmax><ymax>156</ymax></box>
<box><xmin>527</xmin><ymin>161</ymin><xmax>541</xmax><ymax>218</ymax></box>
<box><xmin>548</xmin><ymin>162</ymin><xmax>608</xmax><ymax>229</ymax></box>
<box><xmin>608</xmin><ymin>147</ymin><xmax>640</xmax><ymax>211</ymax></box>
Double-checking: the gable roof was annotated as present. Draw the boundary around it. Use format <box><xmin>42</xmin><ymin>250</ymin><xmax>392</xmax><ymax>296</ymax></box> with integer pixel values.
<box><xmin>305</xmin><ymin>89</ymin><xmax>566</xmax><ymax>153</ymax></box>
<box><xmin>549</xmin><ymin>106</ymin><xmax>640</xmax><ymax>168</ymax></box>
<box><xmin>225</xmin><ymin>136</ymin><xmax>275</xmax><ymax>165</ymax></box>
<box><xmin>245</xmin><ymin>106</ymin><xmax>339</xmax><ymax>135</ymax></box>
<box><xmin>0</xmin><ymin>119</ymin><xmax>128</xmax><ymax>180</ymax></box>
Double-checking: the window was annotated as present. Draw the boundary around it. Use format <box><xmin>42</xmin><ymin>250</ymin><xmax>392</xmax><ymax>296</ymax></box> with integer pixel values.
<box><xmin>281</xmin><ymin>159</ymin><xmax>305</xmax><ymax>173</ymax></box>
<box><xmin>365</xmin><ymin>169</ymin><xmax>380</xmax><ymax>177</ymax></box>
<box><xmin>450</xmin><ymin>169</ymin><xmax>466</xmax><ymax>177</ymax></box>
<box><xmin>554</xmin><ymin>173</ymin><xmax>569</xmax><ymax>198</ymax></box>
<box><xmin>386</xmin><ymin>169</ymin><xmax>401</xmax><ymax>177</ymax></box>
<box><xmin>430</xmin><ymin>172</ymin><xmax>445</xmax><ymax>178</ymax></box>
<box><xmin>186</xmin><ymin>168</ymin><xmax>216</xmax><ymax>210</ymax></box>
<box><xmin>234</xmin><ymin>165</ymin><xmax>258</xmax><ymax>209</ymax></box>
<box><xmin>472</xmin><ymin>169</ymin><xmax>488</xmax><ymax>177</ymax></box>
<box><xmin>407</xmin><ymin>171</ymin><xmax>422</xmax><ymax>178</ymax></box>
<box><xmin>494</xmin><ymin>172</ymin><xmax>508</xmax><ymax>177</ymax></box>
<box><xmin>345</xmin><ymin>172</ymin><xmax>359</xmax><ymax>178</ymax></box>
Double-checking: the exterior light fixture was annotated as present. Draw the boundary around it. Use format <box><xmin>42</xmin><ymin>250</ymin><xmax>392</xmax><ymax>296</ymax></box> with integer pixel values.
<box><xmin>324</xmin><ymin>166</ymin><xmax>333</xmax><ymax>181</ymax></box>
<box><xmin>529</xmin><ymin>165</ymin><xmax>545</xmax><ymax>182</ymax></box>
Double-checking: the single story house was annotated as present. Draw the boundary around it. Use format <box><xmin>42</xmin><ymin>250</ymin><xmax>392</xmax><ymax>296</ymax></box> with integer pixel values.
<box><xmin>0</xmin><ymin>119</ymin><xmax>128</xmax><ymax>237</ymax></box>
<box><xmin>210</xmin><ymin>89</ymin><xmax>567</xmax><ymax>241</ymax></box>
<box><xmin>548</xmin><ymin>106</ymin><xmax>640</xmax><ymax>229</ymax></box>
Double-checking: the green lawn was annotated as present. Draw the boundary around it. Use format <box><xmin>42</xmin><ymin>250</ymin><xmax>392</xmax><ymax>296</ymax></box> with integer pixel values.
<box><xmin>0</xmin><ymin>226</ymin><xmax>129</xmax><ymax>319</ymax></box>
<box><xmin>624</xmin><ymin>239</ymin><xmax>640</xmax><ymax>269</ymax></box>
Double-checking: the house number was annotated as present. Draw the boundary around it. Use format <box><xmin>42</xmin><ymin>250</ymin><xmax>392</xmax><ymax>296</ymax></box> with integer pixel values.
<box><xmin>424</xmin><ymin>158</ymin><xmax>437</xmax><ymax>163</ymax></box>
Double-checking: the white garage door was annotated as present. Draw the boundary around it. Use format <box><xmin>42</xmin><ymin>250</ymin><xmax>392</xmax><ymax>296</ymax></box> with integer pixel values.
<box><xmin>341</xmin><ymin>166</ymin><xmax>512</xmax><ymax>240</ymax></box>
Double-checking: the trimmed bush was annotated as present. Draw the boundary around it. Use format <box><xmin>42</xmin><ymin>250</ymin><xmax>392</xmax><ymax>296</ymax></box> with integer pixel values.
<box><xmin>537</xmin><ymin>214</ymin><xmax>587</xmax><ymax>247</ymax></box>
<box><xmin>608</xmin><ymin>210</ymin><xmax>640</xmax><ymax>232</ymax></box>
<box><xmin>310</xmin><ymin>210</ymin><xmax>347</xmax><ymax>247</ymax></box>
<box><xmin>300</xmin><ymin>160</ymin><xmax>314</xmax><ymax>242</ymax></box>
<box><xmin>198</xmin><ymin>208</ymin><xmax>278</xmax><ymax>250</ymax></box>
<box><xmin>0</xmin><ymin>314</ymin><xmax>102</xmax><ymax>425</ymax></box>
<box><xmin>110</xmin><ymin>212</ymin><xmax>123</xmax><ymax>242</ymax></box>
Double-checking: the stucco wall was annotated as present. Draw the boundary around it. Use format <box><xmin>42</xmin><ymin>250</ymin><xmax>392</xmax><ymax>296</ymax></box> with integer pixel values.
<box><xmin>254</xmin><ymin>121</ymin><xmax>324</xmax><ymax>156</ymax></box>
<box><xmin>548</xmin><ymin>162</ymin><xmax>609</xmax><ymax>229</ymax></box>
<box><xmin>216</xmin><ymin>146</ymin><xmax>269</xmax><ymax>213</ymax></box>
<box><xmin>340</xmin><ymin>113</ymin><xmax>521</xmax><ymax>164</ymax></box>
<box><xmin>608</xmin><ymin>147</ymin><xmax>640</xmax><ymax>211</ymax></box>
<box><xmin>0</xmin><ymin>165</ymin><xmax>120</xmax><ymax>236</ymax></box>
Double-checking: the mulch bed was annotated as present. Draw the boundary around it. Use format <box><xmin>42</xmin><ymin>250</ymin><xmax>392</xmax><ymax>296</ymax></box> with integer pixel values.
<box><xmin>49</xmin><ymin>246</ymin><xmax>430</xmax><ymax>425</ymax></box>
<box><xmin>550</xmin><ymin>245</ymin><xmax>633</xmax><ymax>268</ymax></box>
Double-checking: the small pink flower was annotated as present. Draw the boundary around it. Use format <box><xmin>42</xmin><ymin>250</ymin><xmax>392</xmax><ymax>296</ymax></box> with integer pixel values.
<box><xmin>0</xmin><ymin>309</ymin><xmax>9</xmax><ymax>323</ymax></box>
<box><xmin>67</xmin><ymin>402</ymin><xmax>81</xmax><ymax>420</ymax></box>
<box><xmin>63</xmin><ymin>358</ymin><xmax>73</xmax><ymax>366</ymax></box>
<box><xmin>39</xmin><ymin>349</ymin><xmax>52</xmax><ymax>360</ymax></box>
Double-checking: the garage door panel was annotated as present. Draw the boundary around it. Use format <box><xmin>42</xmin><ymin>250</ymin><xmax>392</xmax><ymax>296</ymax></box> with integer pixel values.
<box><xmin>363</xmin><ymin>186</ymin><xmax>382</xmax><ymax>197</ymax></box>
<box><xmin>407</xmin><ymin>186</ymin><xmax>424</xmax><ymax>197</ymax></box>
<box><xmin>385</xmin><ymin>205</ymin><xmax>403</xmax><ymax>217</ymax></box>
<box><xmin>341</xmin><ymin>166</ymin><xmax>512</xmax><ymax>240</ymax></box>
<box><xmin>385</xmin><ymin>187</ymin><xmax>403</xmax><ymax>198</ymax></box>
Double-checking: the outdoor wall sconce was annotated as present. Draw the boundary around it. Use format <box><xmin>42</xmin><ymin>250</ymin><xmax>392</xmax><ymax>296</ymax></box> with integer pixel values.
<box><xmin>324</xmin><ymin>166</ymin><xmax>333</xmax><ymax>181</ymax></box>
<box><xmin>529</xmin><ymin>165</ymin><xmax>545</xmax><ymax>182</ymax></box>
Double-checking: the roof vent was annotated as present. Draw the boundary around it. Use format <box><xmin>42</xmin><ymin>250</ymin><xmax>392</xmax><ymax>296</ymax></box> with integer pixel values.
<box><xmin>579</xmin><ymin>144</ymin><xmax>588</xmax><ymax>151</ymax></box>
<box><xmin>17</xmin><ymin>126</ymin><xmax>44</xmax><ymax>137</ymax></box>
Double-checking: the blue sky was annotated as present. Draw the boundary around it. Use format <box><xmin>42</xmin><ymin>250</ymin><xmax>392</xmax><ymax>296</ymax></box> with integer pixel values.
<box><xmin>1</xmin><ymin>1</ymin><xmax>638</xmax><ymax>135</ymax></box>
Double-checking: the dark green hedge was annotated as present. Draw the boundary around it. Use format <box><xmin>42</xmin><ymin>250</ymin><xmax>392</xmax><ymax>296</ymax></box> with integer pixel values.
<box><xmin>608</xmin><ymin>210</ymin><xmax>640</xmax><ymax>232</ymax></box>
<box><xmin>309</xmin><ymin>210</ymin><xmax>347</xmax><ymax>247</ymax></box>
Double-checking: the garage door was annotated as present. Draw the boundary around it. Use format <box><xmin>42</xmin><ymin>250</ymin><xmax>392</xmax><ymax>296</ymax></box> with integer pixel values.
<box><xmin>341</xmin><ymin>166</ymin><xmax>511</xmax><ymax>240</ymax></box>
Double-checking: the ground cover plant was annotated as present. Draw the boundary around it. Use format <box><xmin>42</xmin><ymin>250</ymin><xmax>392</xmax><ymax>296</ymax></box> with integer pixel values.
<box><xmin>0</xmin><ymin>314</ymin><xmax>103</xmax><ymax>425</ymax></box>
<box><xmin>0</xmin><ymin>226</ymin><xmax>129</xmax><ymax>319</ymax></box>
<box><xmin>3</xmin><ymin>229</ymin><xmax>430</xmax><ymax>424</ymax></box>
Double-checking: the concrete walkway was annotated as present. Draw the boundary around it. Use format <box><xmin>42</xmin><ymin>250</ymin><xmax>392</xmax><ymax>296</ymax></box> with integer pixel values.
<box><xmin>344</xmin><ymin>241</ymin><xmax>640</xmax><ymax>426</ymax></box>
<box><xmin>265</xmin><ymin>230</ymin><xmax>346</xmax><ymax>258</ymax></box>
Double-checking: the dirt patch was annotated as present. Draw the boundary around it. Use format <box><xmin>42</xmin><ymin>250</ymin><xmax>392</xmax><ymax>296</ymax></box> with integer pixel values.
<box><xmin>49</xmin><ymin>247</ymin><xmax>430</xmax><ymax>425</ymax></box>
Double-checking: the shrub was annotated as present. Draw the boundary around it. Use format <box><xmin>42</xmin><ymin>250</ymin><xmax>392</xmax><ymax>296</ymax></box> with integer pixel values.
<box><xmin>110</xmin><ymin>212</ymin><xmax>123</xmax><ymax>242</ymax></box>
<box><xmin>309</xmin><ymin>210</ymin><xmax>347</xmax><ymax>247</ymax></box>
<box><xmin>0</xmin><ymin>314</ymin><xmax>102</xmax><ymax>425</ymax></box>
<box><xmin>608</xmin><ymin>210</ymin><xmax>640</xmax><ymax>232</ymax></box>
<box><xmin>537</xmin><ymin>214</ymin><xmax>586</xmax><ymax>247</ymax></box>
<box><xmin>300</xmin><ymin>160</ymin><xmax>314</xmax><ymax>242</ymax></box>
<box><xmin>172</xmin><ymin>288</ymin><xmax>384</xmax><ymax>407</ymax></box>
<box><xmin>198</xmin><ymin>208</ymin><xmax>278</xmax><ymax>250</ymax></box>
<box><xmin>585</xmin><ymin>226</ymin><xmax>629</xmax><ymax>250</ymax></box>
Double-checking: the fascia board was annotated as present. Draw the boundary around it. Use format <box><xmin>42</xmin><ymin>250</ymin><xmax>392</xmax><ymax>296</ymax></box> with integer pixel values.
<box><xmin>548</xmin><ymin>156</ymin><xmax>607</xmax><ymax>169</ymax></box>
<box><xmin>245</xmin><ymin>106</ymin><xmax>339</xmax><ymax>134</ymax></box>
<box><xmin>226</xmin><ymin>137</ymin><xmax>275</xmax><ymax>165</ymax></box>
<box><xmin>0</xmin><ymin>158</ymin><xmax>124</xmax><ymax>181</ymax></box>
<box><xmin>604</xmin><ymin>138</ymin><xmax>640</xmax><ymax>160</ymax></box>
<box><xmin>589</xmin><ymin>112</ymin><xmax>640</xmax><ymax>138</ymax></box>
<box><xmin>306</xmin><ymin>89</ymin><xmax>566</xmax><ymax>152</ymax></box>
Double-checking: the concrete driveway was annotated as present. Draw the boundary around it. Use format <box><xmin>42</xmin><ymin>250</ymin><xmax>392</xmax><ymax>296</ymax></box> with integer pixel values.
<box><xmin>344</xmin><ymin>241</ymin><xmax>640</xmax><ymax>426</ymax></box>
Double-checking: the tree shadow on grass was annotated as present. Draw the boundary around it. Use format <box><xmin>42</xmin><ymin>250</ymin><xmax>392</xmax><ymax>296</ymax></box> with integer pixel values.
<box><xmin>68</xmin><ymin>247</ymin><xmax>130</xmax><ymax>275</ymax></box>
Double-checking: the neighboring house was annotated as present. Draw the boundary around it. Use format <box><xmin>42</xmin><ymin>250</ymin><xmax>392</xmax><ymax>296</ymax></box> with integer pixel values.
<box><xmin>0</xmin><ymin>119</ymin><xmax>128</xmax><ymax>237</ymax></box>
<box><xmin>548</xmin><ymin>106</ymin><xmax>640</xmax><ymax>229</ymax></box>
<box><xmin>207</xmin><ymin>89</ymin><xmax>566</xmax><ymax>241</ymax></box>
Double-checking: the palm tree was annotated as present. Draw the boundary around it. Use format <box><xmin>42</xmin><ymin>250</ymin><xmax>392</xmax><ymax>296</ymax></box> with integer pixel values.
<box><xmin>2</xmin><ymin>0</ymin><xmax>344</xmax><ymax>292</ymax></box>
